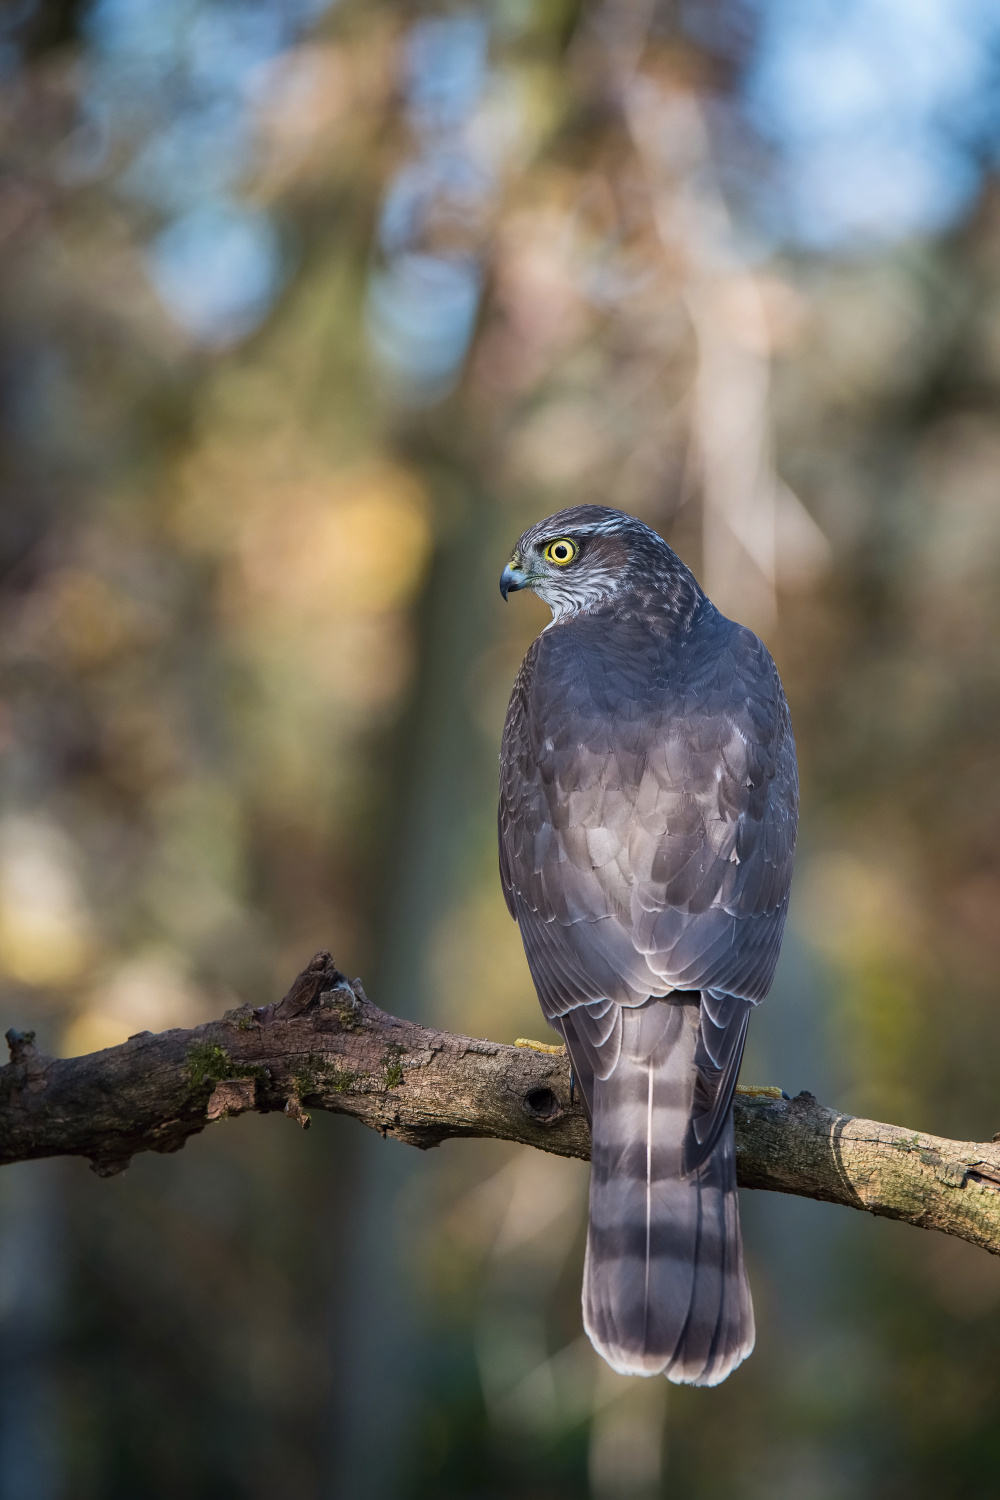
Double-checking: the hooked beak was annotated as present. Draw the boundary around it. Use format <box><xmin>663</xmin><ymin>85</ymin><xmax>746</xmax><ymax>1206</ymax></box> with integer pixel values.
<box><xmin>500</xmin><ymin>563</ymin><xmax>527</xmax><ymax>601</ymax></box>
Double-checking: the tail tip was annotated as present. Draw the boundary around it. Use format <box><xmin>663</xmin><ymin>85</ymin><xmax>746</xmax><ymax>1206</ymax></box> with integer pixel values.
<box><xmin>585</xmin><ymin>1326</ymin><xmax>755</xmax><ymax>1386</ymax></box>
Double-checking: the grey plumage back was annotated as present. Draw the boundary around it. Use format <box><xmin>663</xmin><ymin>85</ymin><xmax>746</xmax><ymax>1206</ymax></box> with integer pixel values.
<box><xmin>580</xmin><ymin>1000</ymin><xmax>754</xmax><ymax>1384</ymax></box>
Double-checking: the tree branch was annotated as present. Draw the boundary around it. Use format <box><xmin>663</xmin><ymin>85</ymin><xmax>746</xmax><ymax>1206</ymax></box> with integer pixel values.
<box><xmin>3</xmin><ymin>951</ymin><xmax>999</xmax><ymax>1254</ymax></box>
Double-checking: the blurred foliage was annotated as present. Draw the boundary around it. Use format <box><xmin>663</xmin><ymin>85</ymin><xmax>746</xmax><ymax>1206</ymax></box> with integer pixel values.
<box><xmin>1</xmin><ymin>0</ymin><xmax>1000</xmax><ymax>1497</ymax></box>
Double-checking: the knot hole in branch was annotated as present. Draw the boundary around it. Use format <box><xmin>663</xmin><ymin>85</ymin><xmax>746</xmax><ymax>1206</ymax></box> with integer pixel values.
<box><xmin>524</xmin><ymin>1087</ymin><xmax>562</xmax><ymax>1123</ymax></box>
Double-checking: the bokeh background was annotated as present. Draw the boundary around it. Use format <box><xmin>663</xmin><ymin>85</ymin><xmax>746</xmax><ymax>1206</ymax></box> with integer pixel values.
<box><xmin>2</xmin><ymin>0</ymin><xmax>1000</xmax><ymax>1496</ymax></box>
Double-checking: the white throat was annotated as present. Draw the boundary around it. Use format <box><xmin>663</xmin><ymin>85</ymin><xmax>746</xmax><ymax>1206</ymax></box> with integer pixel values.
<box><xmin>534</xmin><ymin>567</ymin><xmax>622</xmax><ymax>622</ymax></box>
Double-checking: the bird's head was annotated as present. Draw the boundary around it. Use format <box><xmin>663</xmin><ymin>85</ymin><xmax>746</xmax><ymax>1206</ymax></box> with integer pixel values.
<box><xmin>500</xmin><ymin>504</ymin><xmax>682</xmax><ymax>620</ymax></box>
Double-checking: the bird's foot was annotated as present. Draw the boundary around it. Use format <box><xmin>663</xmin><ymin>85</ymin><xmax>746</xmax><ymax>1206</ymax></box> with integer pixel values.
<box><xmin>735</xmin><ymin>1084</ymin><xmax>788</xmax><ymax>1099</ymax></box>
<box><xmin>514</xmin><ymin>1037</ymin><xmax>566</xmax><ymax>1055</ymax></box>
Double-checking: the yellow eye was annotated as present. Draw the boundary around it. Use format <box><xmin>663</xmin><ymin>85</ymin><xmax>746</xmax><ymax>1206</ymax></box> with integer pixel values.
<box><xmin>544</xmin><ymin>538</ymin><xmax>578</xmax><ymax>567</ymax></box>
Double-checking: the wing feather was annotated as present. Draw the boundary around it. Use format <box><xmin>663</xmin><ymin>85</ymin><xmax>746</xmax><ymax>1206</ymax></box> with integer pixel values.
<box><xmin>499</xmin><ymin>601</ymin><xmax>797</xmax><ymax>1014</ymax></box>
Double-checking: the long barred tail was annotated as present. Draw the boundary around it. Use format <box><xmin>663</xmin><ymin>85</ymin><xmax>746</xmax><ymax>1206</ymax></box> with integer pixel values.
<box><xmin>581</xmin><ymin>998</ymin><xmax>754</xmax><ymax>1385</ymax></box>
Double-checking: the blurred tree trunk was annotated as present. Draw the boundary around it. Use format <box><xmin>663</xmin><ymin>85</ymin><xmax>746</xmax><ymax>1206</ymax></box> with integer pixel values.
<box><xmin>325</xmin><ymin>464</ymin><xmax>511</xmax><ymax>1500</ymax></box>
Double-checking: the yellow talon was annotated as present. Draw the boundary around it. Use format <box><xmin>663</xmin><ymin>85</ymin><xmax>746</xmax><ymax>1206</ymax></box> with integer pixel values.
<box><xmin>515</xmin><ymin>1037</ymin><xmax>567</xmax><ymax>1055</ymax></box>
<box><xmin>735</xmin><ymin>1084</ymin><xmax>785</xmax><ymax>1099</ymax></box>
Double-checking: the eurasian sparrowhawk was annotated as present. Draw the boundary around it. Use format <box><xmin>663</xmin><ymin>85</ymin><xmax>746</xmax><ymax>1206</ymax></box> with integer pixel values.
<box><xmin>498</xmin><ymin>505</ymin><xmax>797</xmax><ymax>1385</ymax></box>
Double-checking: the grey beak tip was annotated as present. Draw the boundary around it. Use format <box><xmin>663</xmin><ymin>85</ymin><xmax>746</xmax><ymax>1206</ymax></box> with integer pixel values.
<box><xmin>500</xmin><ymin>564</ymin><xmax>521</xmax><ymax>601</ymax></box>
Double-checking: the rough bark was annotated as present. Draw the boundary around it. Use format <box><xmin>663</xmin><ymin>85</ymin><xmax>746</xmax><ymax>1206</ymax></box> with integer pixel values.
<box><xmin>2</xmin><ymin>952</ymin><xmax>999</xmax><ymax>1255</ymax></box>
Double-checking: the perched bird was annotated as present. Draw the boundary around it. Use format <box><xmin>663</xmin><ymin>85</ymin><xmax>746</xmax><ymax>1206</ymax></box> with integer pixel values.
<box><xmin>498</xmin><ymin>505</ymin><xmax>797</xmax><ymax>1386</ymax></box>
